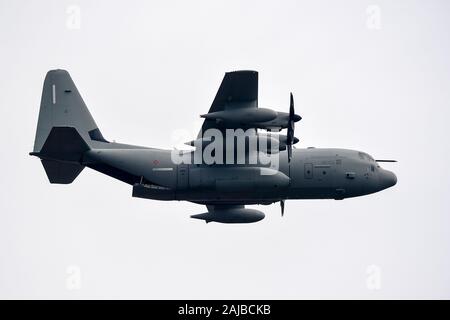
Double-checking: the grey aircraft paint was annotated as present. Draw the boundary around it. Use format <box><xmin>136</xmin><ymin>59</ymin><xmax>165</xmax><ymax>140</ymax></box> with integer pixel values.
<box><xmin>30</xmin><ymin>70</ymin><xmax>397</xmax><ymax>223</ymax></box>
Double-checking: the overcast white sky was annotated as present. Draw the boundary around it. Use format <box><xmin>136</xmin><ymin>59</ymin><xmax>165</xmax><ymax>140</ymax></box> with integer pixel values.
<box><xmin>1</xmin><ymin>0</ymin><xmax>449</xmax><ymax>299</ymax></box>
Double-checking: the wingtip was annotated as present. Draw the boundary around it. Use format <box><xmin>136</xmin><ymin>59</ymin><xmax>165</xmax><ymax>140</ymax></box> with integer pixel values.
<box><xmin>226</xmin><ymin>70</ymin><xmax>258</xmax><ymax>75</ymax></box>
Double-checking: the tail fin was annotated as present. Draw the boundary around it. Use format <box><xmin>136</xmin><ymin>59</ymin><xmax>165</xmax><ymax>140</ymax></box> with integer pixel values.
<box><xmin>31</xmin><ymin>70</ymin><xmax>107</xmax><ymax>184</ymax></box>
<box><xmin>32</xmin><ymin>69</ymin><xmax>107</xmax><ymax>153</ymax></box>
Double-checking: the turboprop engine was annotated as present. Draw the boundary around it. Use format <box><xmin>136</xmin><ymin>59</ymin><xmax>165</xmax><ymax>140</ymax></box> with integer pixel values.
<box><xmin>201</xmin><ymin>108</ymin><xmax>278</xmax><ymax>124</ymax></box>
<box><xmin>199</xmin><ymin>93</ymin><xmax>301</xmax><ymax>162</ymax></box>
<box><xmin>185</xmin><ymin>133</ymin><xmax>299</xmax><ymax>154</ymax></box>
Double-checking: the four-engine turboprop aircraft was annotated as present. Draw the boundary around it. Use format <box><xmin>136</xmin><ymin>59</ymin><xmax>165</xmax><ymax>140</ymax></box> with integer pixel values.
<box><xmin>30</xmin><ymin>70</ymin><xmax>397</xmax><ymax>223</ymax></box>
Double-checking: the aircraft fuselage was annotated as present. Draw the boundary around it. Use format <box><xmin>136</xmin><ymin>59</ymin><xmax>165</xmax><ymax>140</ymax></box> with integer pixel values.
<box><xmin>84</xmin><ymin>147</ymin><xmax>396</xmax><ymax>205</ymax></box>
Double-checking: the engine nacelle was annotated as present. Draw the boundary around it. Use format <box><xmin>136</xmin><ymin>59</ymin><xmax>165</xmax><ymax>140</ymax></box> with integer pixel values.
<box><xmin>191</xmin><ymin>207</ymin><xmax>265</xmax><ymax>224</ymax></box>
<box><xmin>201</xmin><ymin>108</ymin><xmax>278</xmax><ymax>124</ymax></box>
<box><xmin>185</xmin><ymin>133</ymin><xmax>298</xmax><ymax>153</ymax></box>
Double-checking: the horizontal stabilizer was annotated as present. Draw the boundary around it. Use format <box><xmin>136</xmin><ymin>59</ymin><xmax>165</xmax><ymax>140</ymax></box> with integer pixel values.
<box><xmin>30</xmin><ymin>127</ymin><xmax>89</xmax><ymax>184</ymax></box>
<box><xmin>41</xmin><ymin>160</ymin><xmax>84</xmax><ymax>184</ymax></box>
<box><xmin>33</xmin><ymin>126</ymin><xmax>90</xmax><ymax>162</ymax></box>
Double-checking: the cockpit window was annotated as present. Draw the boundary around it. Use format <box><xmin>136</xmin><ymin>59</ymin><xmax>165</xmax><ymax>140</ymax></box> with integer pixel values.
<box><xmin>358</xmin><ymin>152</ymin><xmax>375</xmax><ymax>162</ymax></box>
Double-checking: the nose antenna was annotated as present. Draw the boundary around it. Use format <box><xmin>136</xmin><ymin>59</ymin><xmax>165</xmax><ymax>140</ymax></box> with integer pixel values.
<box><xmin>375</xmin><ymin>159</ymin><xmax>397</xmax><ymax>163</ymax></box>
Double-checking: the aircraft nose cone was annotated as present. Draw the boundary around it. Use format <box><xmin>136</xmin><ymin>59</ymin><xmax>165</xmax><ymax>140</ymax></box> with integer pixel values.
<box><xmin>381</xmin><ymin>170</ymin><xmax>397</xmax><ymax>189</ymax></box>
<box><xmin>293</xmin><ymin>137</ymin><xmax>300</xmax><ymax>144</ymax></box>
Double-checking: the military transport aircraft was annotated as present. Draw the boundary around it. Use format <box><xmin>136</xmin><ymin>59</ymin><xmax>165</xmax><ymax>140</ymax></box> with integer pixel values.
<box><xmin>30</xmin><ymin>70</ymin><xmax>397</xmax><ymax>223</ymax></box>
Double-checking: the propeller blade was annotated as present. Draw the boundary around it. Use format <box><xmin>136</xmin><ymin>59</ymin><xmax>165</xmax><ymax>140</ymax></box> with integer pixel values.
<box><xmin>280</xmin><ymin>200</ymin><xmax>285</xmax><ymax>217</ymax></box>
<box><xmin>287</xmin><ymin>92</ymin><xmax>300</xmax><ymax>162</ymax></box>
<box><xmin>290</xmin><ymin>92</ymin><xmax>294</xmax><ymax>117</ymax></box>
<box><xmin>287</xmin><ymin>94</ymin><xmax>293</xmax><ymax>141</ymax></box>
<box><xmin>287</xmin><ymin>144</ymin><xmax>292</xmax><ymax>162</ymax></box>
<box><xmin>289</xmin><ymin>92</ymin><xmax>302</xmax><ymax>123</ymax></box>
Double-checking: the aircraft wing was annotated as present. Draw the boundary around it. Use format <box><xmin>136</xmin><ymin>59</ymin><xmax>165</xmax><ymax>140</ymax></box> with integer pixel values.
<box><xmin>192</xmin><ymin>70</ymin><xmax>300</xmax><ymax>162</ymax></box>
<box><xmin>197</xmin><ymin>70</ymin><xmax>258</xmax><ymax>138</ymax></box>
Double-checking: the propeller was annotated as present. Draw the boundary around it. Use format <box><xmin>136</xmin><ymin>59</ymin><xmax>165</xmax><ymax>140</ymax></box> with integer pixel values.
<box><xmin>280</xmin><ymin>200</ymin><xmax>285</xmax><ymax>217</ymax></box>
<box><xmin>286</xmin><ymin>92</ymin><xmax>301</xmax><ymax>162</ymax></box>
